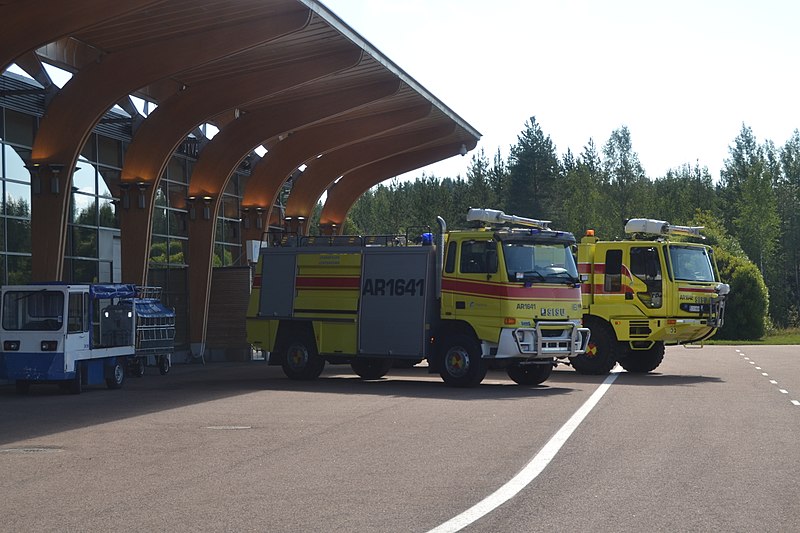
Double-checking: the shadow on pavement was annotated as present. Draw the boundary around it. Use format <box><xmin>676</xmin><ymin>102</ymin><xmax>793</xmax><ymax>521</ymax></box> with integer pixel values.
<box><xmin>0</xmin><ymin>361</ymin><xmax>575</xmax><ymax>445</ymax></box>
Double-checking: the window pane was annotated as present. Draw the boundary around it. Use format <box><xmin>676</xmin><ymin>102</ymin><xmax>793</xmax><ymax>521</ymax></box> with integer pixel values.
<box><xmin>72</xmin><ymin>193</ymin><xmax>97</xmax><ymax>225</ymax></box>
<box><xmin>154</xmin><ymin>181</ymin><xmax>168</xmax><ymax>207</ymax></box>
<box><xmin>69</xmin><ymin>225</ymin><xmax>98</xmax><ymax>258</ymax></box>
<box><xmin>4</xmin><ymin>145</ymin><xmax>31</xmax><ymax>183</ymax></box>
<box><xmin>5</xmin><ymin>181</ymin><xmax>30</xmax><ymax>216</ymax></box>
<box><xmin>81</xmin><ymin>133</ymin><xmax>97</xmax><ymax>161</ymax></box>
<box><xmin>7</xmin><ymin>255</ymin><xmax>31</xmax><ymax>285</ymax></box>
<box><xmin>6</xmin><ymin>219</ymin><xmax>31</xmax><ymax>252</ymax></box>
<box><xmin>168</xmin><ymin>209</ymin><xmax>187</xmax><ymax>237</ymax></box>
<box><xmin>221</xmin><ymin>195</ymin><xmax>239</xmax><ymax>218</ymax></box>
<box><xmin>73</xmin><ymin>159</ymin><xmax>96</xmax><ymax>194</ymax></box>
<box><xmin>165</xmin><ymin>180</ymin><xmax>187</xmax><ymax>208</ymax></box>
<box><xmin>150</xmin><ymin>236</ymin><xmax>169</xmax><ymax>264</ymax></box>
<box><xmin>97</xmin><ymin>167</ymin><xmax>118</xmax><ymax>198</ymax></box>
<box><xmin>97</xmin><ymin>135</ymin><xmax>121</xmax><ymax>167</ymax></box>
<box><xmin>5</xmin><ymin>109</ymin><xmax>35</xmax><ymax>146</ymax></box>
<box><xmin>168</xmin><ymin>157</ymin><xmax>187</xmax><ymax>183</ymax></box>
<box><xmin>69</xmin><ymin>259</ymin><xmax>98</xmax><ymax>283</ymax></box>
<box><xmin>152</xmin><ymin>207</ymin><xmax>168</xmax><ymax>235</ymax></box>
<box><xmin>98</xmin><ymin>198</ymin><xmax>118</xmax><ymax>228</ymax></box>
<box><xmin>168</xmin><ymin>238</ymin><xmax>187</xmax><ymax>265</ymax></box>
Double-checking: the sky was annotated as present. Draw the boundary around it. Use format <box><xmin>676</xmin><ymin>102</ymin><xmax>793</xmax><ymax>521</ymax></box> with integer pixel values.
<box><xmin>322</xmin><ymin>0</ymin><xmax>800</xmax><ymax>183</ymax></box>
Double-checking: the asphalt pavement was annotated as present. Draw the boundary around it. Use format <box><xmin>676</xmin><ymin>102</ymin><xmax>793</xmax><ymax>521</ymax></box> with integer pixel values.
<box><xmin>1</xmin><ymin>345</ymin><xmax>797</xmax><ymax>532</ymax></box>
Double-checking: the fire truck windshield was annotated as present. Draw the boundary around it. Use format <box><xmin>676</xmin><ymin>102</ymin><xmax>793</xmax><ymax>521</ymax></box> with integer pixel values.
<box><xmin>669</xmin><ymin>245</ymin><xmax>715</xmax><ymax>282</ymax></box>
<box><xmin>503</xmin><ymin>242</ymin><xmax>579</xmax><ymax>284</ymax></box>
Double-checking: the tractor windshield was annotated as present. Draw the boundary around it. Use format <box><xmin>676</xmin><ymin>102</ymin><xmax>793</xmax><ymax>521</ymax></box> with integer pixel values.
<box><xmin>2</xmin><ymin>290</ymin><xmax>65</xmax><ymax>331</ymax></box>
<box><xmin>669</xmin><ymin>245</ymin><xmax>716</xmax><ymax>282</ymax></box>
<box><xmin>503</xmin><ymin>242</ymin><xmax>579</xmax><ymax>284</ymax></box>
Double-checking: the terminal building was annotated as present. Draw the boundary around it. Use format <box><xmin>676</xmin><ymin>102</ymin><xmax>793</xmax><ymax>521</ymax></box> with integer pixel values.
<box><xmin>0</xmin><ymin>0</ymin><xmax>480</xmax><ymax>361</ymax></box>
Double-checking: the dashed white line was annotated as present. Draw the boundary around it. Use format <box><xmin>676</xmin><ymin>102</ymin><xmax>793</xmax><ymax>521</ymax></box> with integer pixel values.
<box><xmin>741</xmin><ymin>350</ymin><xmax>799</xmax><ymax>407</ymax></box>
<box><xmin>427</xmin><ymin>371</ymin><xmax>621</xmax><ymax>533</ymax></box>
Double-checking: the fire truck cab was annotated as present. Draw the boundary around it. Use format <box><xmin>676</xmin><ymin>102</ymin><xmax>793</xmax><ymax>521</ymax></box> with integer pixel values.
<box><xmin>574</xmin><ymin>219</ymin><xmax>729</xmax><ymax>374</ymax></box>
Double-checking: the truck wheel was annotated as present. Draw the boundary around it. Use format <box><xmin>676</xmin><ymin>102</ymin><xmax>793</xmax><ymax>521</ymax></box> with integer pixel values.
<box><xmin>438</xmin><ymin>334</ymin><xmax>487</xmax><ymax>387</ymax></box>
<box><xmin>507</xmin><ymin>362</ymin><xmax>553</xmax><ymax>385</ymax></box>
<box><xmin>351</xmin><ymin>357</ymin><xmax>393</xmax><ymax>380</ymax></box>
<box><xmin>106</xmin><ymin>360</ymin><xmax>125</xmax><ymax>389</ymax></box>
<box><xmin>571</xmin><ymin>322</ymin><xmax>617</xmax><ymax>375</ymax></box>
<box><xmin>131</xmin><ymin>357</ymin><xmax>145</xmax><ymax>378</ymax></box>
<box><xmin>158</xmin><ymin>355</ymin><xmax>170</xmax><ymax>375</ymax></box>
<box><xmin>281</xmin><ymin>335</ymin><xmax>325</xmax><ymax>380</ymax></box>
<box><xmin>617</xmin><ymin>342</ymin><xmax>665</xmax><ymax>373</ymax></box>
<box><xmin>68</xmin><ymin>363</ymin><xmax>83</xmax><ymax>395</ymax></box>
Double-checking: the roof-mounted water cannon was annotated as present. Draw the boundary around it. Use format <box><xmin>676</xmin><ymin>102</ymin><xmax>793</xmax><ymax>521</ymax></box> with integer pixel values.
<box><xmin>467</xmin><ymin>208</ymin><xmax>551</xmax><ymax>229</ymax></box>
<box><xmin>624</xmin><ymin>218</ymin><xmax>705</xmax><ymax>239</ymax></box>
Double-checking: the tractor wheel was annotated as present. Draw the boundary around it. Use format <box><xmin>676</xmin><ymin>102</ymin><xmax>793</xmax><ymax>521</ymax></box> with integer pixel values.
<box><xmin>351</xmin><ymin>357</ymin><xmax>393</xmax><ymax>380</ymax></box>
<box><xmin>106</xmin><ymin>360</ymin><xmax>125</xmax><ymax>389</ymax></box>
<box><xmin>507</xmin><ymin>362</ymin><xmax>553</xmax><ymax>385</ymax></box>
<box><xmin>68</xmin><ymin>362</ymin><xmax>83</xmax><ymax>395</ymax></box>
<box><xmin>438</xmin><ymin>333</ymin><xmax>487</xmax><ymax>387</ymax></box>
<box><xmin>617</xmin><ymin>342</ymin><xmax>665</xmax><ymax>373</ymax></box>
<box><xmin>130</xmin><ymin>357</ymin><xmax>145</xmax><ymax>378</ymax></box>
<box><xmin>571</xmin><ymin>321</ymin><xmax>618</xmax><ymax>375</ymax></box>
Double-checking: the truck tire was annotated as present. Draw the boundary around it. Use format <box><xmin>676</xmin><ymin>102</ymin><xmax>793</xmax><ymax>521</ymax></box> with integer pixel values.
<box><xmin>617</xmin><ymin>342</ymin><xmax>665</xmax><ymax>373</ymax></box>
<box><xmin>507</xmin><ymin>362</ymin><xmax>553</xmax><ymax>385</ymax></box>
<box><xmin>571</xmin><ymin>321</ymin><xmax>617</xmax><ymax>375</ymax></box>
<box><xmin>281</xmin><ymin>334</ymin><xmax>325</xmax><ymax>380</ymax></box>
<box><xmin>158</xmin><ymin>355</ymin><xmax>170</xmax><ymax>375</ymax></box>
<box><xmin>106</xmin><ymin>360</ymin><xmax>125</xmax><ymax>389</ymax></box>
<box><xmin>130</xmin><ymin>357</ymin><xmax>145</xmax><ymax>378</ymax></box>
<box><xmin>351</xmin><ymin>357</ymin><xmax>393</xmax><ymax>380</ymax></box>
<box><xmin>438</xmin><ymin>334</ymin><xmax>487</xmax><ymax>387</ymax></box>
<box><xmin>68</xmin><ymin>363</ymin><xmax>83</xmax><ymax>395</ymax></box>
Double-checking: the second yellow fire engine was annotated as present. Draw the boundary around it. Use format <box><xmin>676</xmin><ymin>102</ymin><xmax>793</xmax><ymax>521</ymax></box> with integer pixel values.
<box><xmin>573</xmin><ymin>218</ymin><xmax>729</xmax><ymax>374</ymax></box>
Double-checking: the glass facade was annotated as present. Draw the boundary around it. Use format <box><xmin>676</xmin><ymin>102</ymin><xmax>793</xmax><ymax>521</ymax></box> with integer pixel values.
<box><xmin>0</xmin><ymin>69</ymin><xmax>255</xmax><ymax>349</ymax></box>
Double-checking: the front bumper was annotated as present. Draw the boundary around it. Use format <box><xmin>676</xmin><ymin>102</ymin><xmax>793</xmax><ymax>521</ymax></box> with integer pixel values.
<box><xmin>491</xmin><ymin>321</ymin><xmax>590</xmax><ymax>360</ymax></box>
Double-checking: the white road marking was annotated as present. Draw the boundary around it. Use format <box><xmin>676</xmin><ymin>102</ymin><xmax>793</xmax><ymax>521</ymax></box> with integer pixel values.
<box><xmin>749</xmin><ymin>361</ymin><xmax>755</xmax><ymax>365</ymax></box>
<box><xmin>792</xmin><ymin>400</ymin><xmax>800</xmax><ymax>406</ymax></box>
<box><xmin>780</xmin><ymin>389</ymin><xmax>789</xmax><ymax>394</ymax></box>
<box><xmin>762</xmin><ymin>373</ymin><xmax>769</xmax><ymax>376</ymax></box>
<box><xmin>770</xmin><ymin>380</ymin><xmax>778</xmax><ymax>384</ymax></box>
<box><xmin>427</xmin><ymin>370</ymin><xmax>620</xmax><ymax>533</ymax></box>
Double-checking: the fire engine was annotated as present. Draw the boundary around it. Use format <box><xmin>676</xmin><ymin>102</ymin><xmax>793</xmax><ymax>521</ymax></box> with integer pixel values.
<box><xmin>246</xmin><ymin>208</ymin><xmax>590</xmax><ymax>387</ymax></box>
<box><xmin>573</xmin><ymin>218</ymin><xmax>729</xmax><ymax>374</ymax></box>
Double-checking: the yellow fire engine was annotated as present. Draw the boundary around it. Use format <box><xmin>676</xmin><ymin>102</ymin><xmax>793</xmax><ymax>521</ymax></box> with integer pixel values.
<box><xmin>246</xmin><ymin>208</ymin><xmax>590</xmax><ymax>387</ymax></box>
<box><xmin>573</xmin><ymin>218</ymin><xmax>730</xmax><ymax>374</ymax></box>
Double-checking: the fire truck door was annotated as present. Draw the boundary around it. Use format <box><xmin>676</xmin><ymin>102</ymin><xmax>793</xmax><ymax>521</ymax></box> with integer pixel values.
<box><xmin>628</xmin><ymin>246</ymin><xmax>664</xmax><ymax>312</ymax></box>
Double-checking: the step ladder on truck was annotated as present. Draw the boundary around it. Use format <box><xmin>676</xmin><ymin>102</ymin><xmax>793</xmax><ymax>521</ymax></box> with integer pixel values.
<box><xmin>0</xmin><ymin>283</ymin><xmax>175</xmax><ymax>394</ymax></box>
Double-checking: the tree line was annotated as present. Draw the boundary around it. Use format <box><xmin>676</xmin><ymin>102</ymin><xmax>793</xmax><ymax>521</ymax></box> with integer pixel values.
<box><xmin>337</xmin><ymin>117</ymin><xmax>800</xmax><ymax>339</ymax></box>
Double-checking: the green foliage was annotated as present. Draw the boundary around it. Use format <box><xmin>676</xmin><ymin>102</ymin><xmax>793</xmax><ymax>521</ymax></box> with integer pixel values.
<box><xmin>714</xmin><ymin>251</ymin><xmax>769</xmax><ymax>340</ymax></box>
<box><xmin>505</xmin><ymin>117</ymin><xmax>560</xmax><ymax>219</ymax></box>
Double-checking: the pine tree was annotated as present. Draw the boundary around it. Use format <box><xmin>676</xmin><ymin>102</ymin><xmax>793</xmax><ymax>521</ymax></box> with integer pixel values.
<box><xmin>505</xmin><ymin>117</ymin><xmax>560</xmax><ymax>219</ymax></box>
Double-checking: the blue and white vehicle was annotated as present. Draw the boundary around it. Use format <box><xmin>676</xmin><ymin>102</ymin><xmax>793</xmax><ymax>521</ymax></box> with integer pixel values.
<box><xmin>0</xmin><ymin>283</ymin><xmax>175</xmax><ymax>394</ymax></box>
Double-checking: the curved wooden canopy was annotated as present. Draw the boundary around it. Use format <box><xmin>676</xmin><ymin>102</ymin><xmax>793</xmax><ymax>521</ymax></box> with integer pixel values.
<box><xmin>2</xmin><ymin>0</ymin><xmax>481</xmax><ymax>354</ymax></box>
